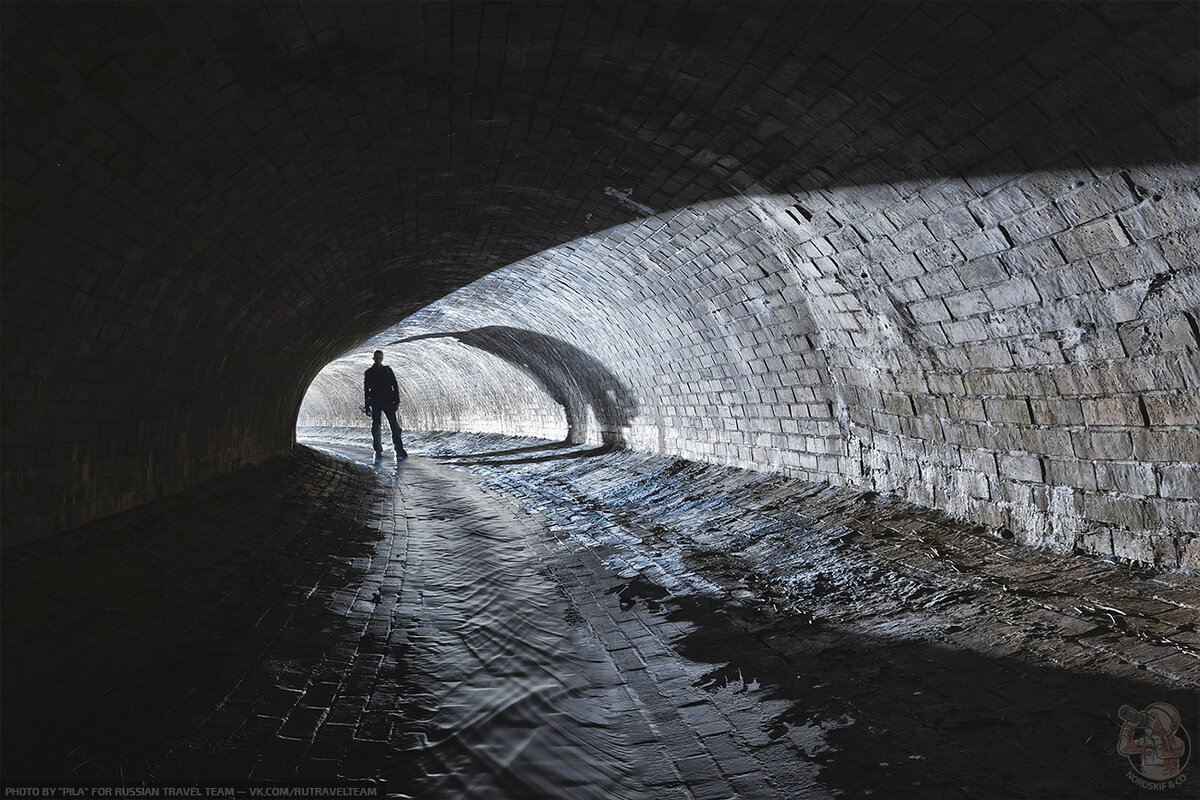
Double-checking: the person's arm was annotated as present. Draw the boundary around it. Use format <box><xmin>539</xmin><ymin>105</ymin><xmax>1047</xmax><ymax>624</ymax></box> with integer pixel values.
<box><xmin>1117</xmin><ymin>723</ymin><xmax>1144</xmax><ymax>755</ymax></box>
<box><xmin>387</xmin><ymin>367</ymin><xmax>400</xmax><ymax>408</ymax></box>
<box><xmin>1155</xmin><ymin>733</ymin><xmax>1186</xmax><ymax>759</ymax></box>
<box><xmin>363</xmin><ymin>371</ymin><xmax>372</xmax><ymax>409</ymax></box>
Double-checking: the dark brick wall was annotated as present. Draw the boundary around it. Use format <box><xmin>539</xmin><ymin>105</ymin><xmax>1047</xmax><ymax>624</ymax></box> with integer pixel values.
<box><xmin>4</xmin><ymin>2</ymin><xmax>1198</xmax><ymax>555</ymax></box>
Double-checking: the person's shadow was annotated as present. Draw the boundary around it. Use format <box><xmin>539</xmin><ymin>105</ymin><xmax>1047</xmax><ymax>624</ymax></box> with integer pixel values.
<box><xmin>395</xmin><ymin>327</ymin><xmax>639</xmax><ymax>463</ymax></box>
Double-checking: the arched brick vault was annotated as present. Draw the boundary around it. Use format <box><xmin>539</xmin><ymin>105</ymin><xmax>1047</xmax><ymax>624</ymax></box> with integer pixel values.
<box><xmin>2</xmin><ymin>3</ymin><xmax>1198</xmax><ymax>557</ymax></box>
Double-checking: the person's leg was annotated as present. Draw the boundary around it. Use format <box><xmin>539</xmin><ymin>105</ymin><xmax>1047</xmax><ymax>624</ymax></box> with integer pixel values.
<box><xmin>371</xmin><ymin>408</ymin><xmax>383</xmax><ymax>454</ymax></box>
<box><xmin>384</xmin><ymin>407</ymin><xmax>406</xmax><ymax>455</ymax></box>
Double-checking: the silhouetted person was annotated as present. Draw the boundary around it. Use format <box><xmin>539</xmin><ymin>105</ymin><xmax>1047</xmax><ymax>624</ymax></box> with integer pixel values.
<box><xmin>364</xmin><ymin>350</ymin><xmax>407</xmax><ymax>459</ymax></box>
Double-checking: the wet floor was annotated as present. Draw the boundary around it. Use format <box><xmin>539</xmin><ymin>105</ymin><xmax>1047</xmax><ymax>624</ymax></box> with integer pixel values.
<box><xmin>341</xmin><ymin>453</ymin><xmax>642</xmax><ymax>798</ymax></box>
<box><xmin>3</xmin><ymin>430</ymin><xmax>1197</xmax><ymax>798</ymax></box>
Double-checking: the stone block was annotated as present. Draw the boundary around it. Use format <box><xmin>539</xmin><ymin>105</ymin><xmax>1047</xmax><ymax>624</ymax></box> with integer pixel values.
<box><xmin>999</xmin><ymin>239</ymin><xmax>1066</xmax><ymax>273</ymax></box>
<box><xmin>943</xmin><ymin>318</ymin><xmax>989</xmax><ymax>343</ymax></box>
<box><xmin>966</xmin><ymin>184</ymin><xmax>1033</xmax><ymax>228</ymax></box>
<box><xmin>1021</xmin><ymin>427</ymin><xmax>1074</xmax><ymax>458</ymax></box>
<box><xmin>1088</xmin><ymin>288</ymin><xmax>1143</xmax><ymax>325</ymax></box>
<box><xmin>915</xmin><ymin>240</ymin><xmax>964</xmax><ymax>270</ymax></box>
<box><xmin>908</xmin><ymin>297</ymin><xmax>950</xmax><ymax>324</ymax></box>
<box><xmin>985</xmin><ymin>398</ymin><xmax>1032</xmax><ymax>425</ymax></box>
<box><xmin>1080</xmin><ymin>396</ymin><xmax>1144</xmax><ymax>428</ymax></box>
<box><xmin>947</xmin><ymin>396</ymin><xmax>987</xmax><ymax>422</ymax></box>
<box><xmin>1132</xmin><ymin>429</ymin><xmax>1200</xmax><ymax>461</ymax></box>
<box><xmin>889</xmin><ymin>221</ymin><xmax>937</xmax><ymax>252</ymax></box>
<box><xmin>1087</xmin><ymin>247</ymin><xmax>1148</xmax><ymax>289</ymax></box>
<box><xmin>983</xmin><ymin>277</ymin><xmax>1041</xmax><ymax>310</ymax></box>
<box><xmin>1182</xmin><ymin>537</ymin><xmax>1200</xmax><ymax>570</ymax></box>
<box><xmin>925</xmin><ymin>206</ymin><xmax>979</xmax><ymax>240</ymax></box>
<box><xmin>1078</xmin><ymin>528</ymin><xmax>1114</xmax><ymax>558</ymax></box>
<box><xmin>1074</xmin><ymin>431</ymin><xmax>1133</xmax><ymax>460</ymax></box>
<box><xmin>1110</xmin><ymin>529</ymin><xmax>1155</xmax><ymax>564</ymax></box>
<box><xmin>1158</xmin><ymin>464</ymin><xmax>1200</xmax><ymax>500</ymax></box>
<box><xmin>1047</xmin><ymin>459</ymin><xmax>1097</xmax><ymax>490</ymax></box>
<box><xmin>1004</xmin><ymin>203</ymin><xmax>1069</xmax><ymax>244</ymax></box>
<box><xmin>1054</xmin><ymin>179</ymin><xmax>1136</xmax><ymax>227</ymax></box>
<box><xmin>1142</xmin><ymin>393</ymin><xmax>1200</xmax><ymax>427</ymax></box>
<box><xmin>1055</xmin><ymin>217</ymin><xmax>1131</xmax><ymax>262</ymax></box>
<box><xmin>999</xmin><ymin>452</ymin><xmax>1043</xmax><ymax>482</ymax></box>
<box><xmin>1032</xmin><ymin>263</ymin><xmax>1099</xmax><ymax>300</ymax></box>
<box><xmin>926</xmin><ymin>372</ymin><xmax>966</xmax><ymax>394</ymax></box>
<box><xmin>1094</xmin><ymin>462</ymin><xmax>1157</xmax><ymax>496</ymax></box>
<box><xmin>1158</xmin><ymin>227</ymin><xmax>1200</xmax><ymax>272</ymax></box>
<box><xmin>955</xmin><ymin>228</ymin><xmax>1008</xmax><ymax>259</ymax></box>
<box><xmin>955</xmin><ymin>255</ymin><xmax>1009</xmax><ymax>289</ymax></box>
<box><xmin>965</xmin><ymin>341</ymin><xmax>1016</xmax><ymax>370</ymax></box>
<box><xmin>1029</xmin><ymin>398</ymin><xmax>1084</xmax><ymax>426</ymax></box>
<box><xmin>944</xmin><ymin>289</ymin><xmax>992</xmax><ymax>318</ymax></box>
<box><xmin>1085</xmin><ymin>493</ymin><xmax>1147</xmax><ymax>529</ymax></box>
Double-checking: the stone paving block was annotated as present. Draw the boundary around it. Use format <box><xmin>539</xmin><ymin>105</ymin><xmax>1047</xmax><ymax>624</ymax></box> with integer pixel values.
<box><xmin>675</xmin><ymin>753</ymin><xmax>725</xmax><ymax>785</ymax></box>
<box><xmin>686</xmin><ymin>780</ymin><xmax>738</xmax><ymax>800</ymax></box>
<box><xmin>728</xmin><ymin>771</ymin><xmax>779</xmax><ymax>797</ymax></box>
<box><xmin>278</xmin><ymin>705</ymin><xmax>327</xmax><ymax>741</ymax></box>
<box><xmin>308</xmin><ymin>722</ymin><xmax>357</xmax><ymax>761</ymax></box>
<box><xmin>639</xmin><ymin>749</ymin><xmax>685</xmax><ymax>787</ymax></box>
<box><xmin>338</xmin><ymin>739</ymin><xmax>394</xmax><ymax>780</ymax></box>
<box><xmin>251</xmin><ymin>737</ymin><xmax>308</xmax><ymax>780</ymax></box>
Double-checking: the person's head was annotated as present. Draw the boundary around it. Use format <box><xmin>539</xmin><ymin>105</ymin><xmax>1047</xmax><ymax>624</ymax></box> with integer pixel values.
<box><xmin>373</xmin><ymin>350</ymin><xmax>384</xmax><ymax>365</ymax></box>
<box><xmin>1146</xmin><ymin>703</ymin><xmax>1180</xmax><ymax>736</ymax></box>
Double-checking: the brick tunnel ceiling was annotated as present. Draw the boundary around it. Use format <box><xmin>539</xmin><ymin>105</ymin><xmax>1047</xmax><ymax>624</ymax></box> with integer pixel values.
<box><xmin>2</xmin><ymin>2</ymin><xmax>1198</xmax><ymax>546</ymax></box>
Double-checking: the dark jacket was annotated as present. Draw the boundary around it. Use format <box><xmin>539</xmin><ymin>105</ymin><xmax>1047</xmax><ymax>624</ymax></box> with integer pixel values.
<box><xmin>364</xmin><ymin>364</ymin><xmax>400</xmax><ymax>410</ymax></box>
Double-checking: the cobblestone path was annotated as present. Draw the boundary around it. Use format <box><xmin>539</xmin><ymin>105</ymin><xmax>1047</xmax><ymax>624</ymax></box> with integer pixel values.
<box><xmin>4</xmin><ymin>433</ymin><xmax>1198</xmax><ymax>799</ymax></box>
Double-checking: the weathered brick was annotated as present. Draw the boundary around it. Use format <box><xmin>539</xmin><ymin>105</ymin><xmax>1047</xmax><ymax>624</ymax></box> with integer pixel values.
<box><xmin>1094</xmin><ymin>462</ymin><xmax>1157</xmax><ymax>495</ymax></box>
<box><xmin>1047</xmin><ymin>459</ymin><xmax>1097</xmax><ymax>490</ymax></box>
<box><xmin>983</xmin><ymin>277</ymin><xmax>1041</xmax><ymax>310</ymax></box>
<box><xmin>944</xmin><ymin>289</ymin><xmax>992</xmax><ymax>318</ymax></box>
<box><xmin>954</xmin><ymin>255</ymin><xmax>1009</xmax><ymax>289</ymax></box>
<box><xmin>1142</xmin><ymin>393</ymin><xmax>1200</xmax><ymax>427</ymax></box>
<box><xmin>1080</xmin><ymin>397</ymin><xmax>1144</xmax><ymax>428</ymax></box>
<box><xmin>1158</xmin><ymin>464</ymin><xmax>1200</xmax><ymax>500</ymax></box>
<box><xmin>1110</xmin><ymin>528</ymin><xmax>1155</xmax><ymax>562</ymax></box>
<box><xmin>985</xmin><ymin>398</ymin><xmax>1032</xmax><ymax>426</ymax></box>
<box><xmin>1004</xmin><ymin>203</ymin><xmax>1070</xmax><ymax>244</ymax></box>
<box><xmin>999</xmin><ymin>452</ymin><xmax>1043</xmax><ymax>482</ymax></box>
<box><xmin>1029</xmin><ymin>399</ymin><xmax>1084</xmax><ymax>426</ymax></box>
<box><xmin>1132</xmin><ymin>430</ymin><xmax>1200</xmax><ymax>462</ymax></box>
<box><xmin>1055</xmin><ymin>217</ymin><xmax>1130</xmax><ymax>262</ymax></box>
<box><xmin>1074</xmin><ymin>431</ymin><xmax>1134</xmax><ymax>461</ymax></box>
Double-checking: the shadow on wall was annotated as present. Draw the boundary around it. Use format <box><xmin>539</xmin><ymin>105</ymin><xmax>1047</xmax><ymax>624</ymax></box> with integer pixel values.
<box><xmin>396</xmin><ymin>326</ymin><xmax>639</xmax><ymax>448</ymax></box>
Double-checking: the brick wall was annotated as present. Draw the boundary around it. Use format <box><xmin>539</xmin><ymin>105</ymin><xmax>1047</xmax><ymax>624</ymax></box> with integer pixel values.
<box><xmin>303</xmin><ymin>163</ymin><xmax>1198</xmax><ymax>566</ymax></box>
<box><xmin>4</xmin><ymin>2</ymin><xmax>1197</xmax><ymax>555</ymax></box>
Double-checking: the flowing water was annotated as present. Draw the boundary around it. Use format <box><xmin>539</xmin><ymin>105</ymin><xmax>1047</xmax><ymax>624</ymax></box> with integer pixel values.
<box><xmin>309</xmin><ymin>440</ymin><xmax>643</xmax><ymax>799</ymax></box>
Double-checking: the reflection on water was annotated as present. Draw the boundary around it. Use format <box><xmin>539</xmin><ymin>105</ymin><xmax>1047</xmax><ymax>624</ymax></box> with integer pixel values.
<box><xmin>366</xmin><ymin>462</ymin><xmax>640</xmax><ymax>799</ymax></box>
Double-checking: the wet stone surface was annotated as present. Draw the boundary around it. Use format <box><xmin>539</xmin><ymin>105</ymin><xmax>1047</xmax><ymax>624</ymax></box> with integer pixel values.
<box><xmin>3</xmin><ymin>430</ymin><xmax>1197</xmax><ymax>798</ymax></box>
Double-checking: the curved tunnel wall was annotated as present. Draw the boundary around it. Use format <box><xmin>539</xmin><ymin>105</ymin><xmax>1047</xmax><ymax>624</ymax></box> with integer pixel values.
<box><xmin>299</xmin><ymin>339</ymin><xmax>569</xmax><ymax>440</ymax></box>
<box><xmin>303</xmin><ymin>176</ymin><xmax>1200</xmax><ymax>567</ymax></box>
<box><xmin>3</xmin><ymin>2</ymin><xmax>1198</xmax><ymax>558</ymax></box>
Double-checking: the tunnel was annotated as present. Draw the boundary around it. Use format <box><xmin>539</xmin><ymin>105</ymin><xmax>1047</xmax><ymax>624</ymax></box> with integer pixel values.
<box><xmin>2</xmin><ymin>1</ymin><xmax>1198</xmax><ymax>795</ymax></box>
